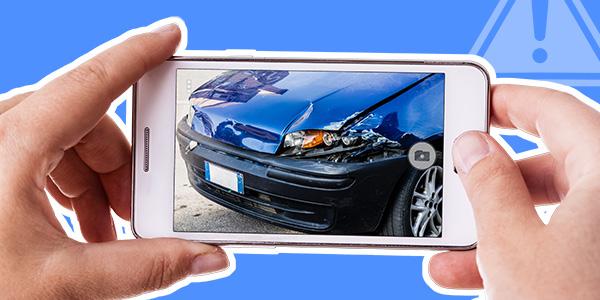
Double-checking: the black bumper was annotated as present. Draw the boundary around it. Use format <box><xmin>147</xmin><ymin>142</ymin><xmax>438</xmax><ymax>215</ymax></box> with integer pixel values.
<box><xmin>176</xmin><ymin>119</ymin><xmax>411</xmax><ymax>234</ymax></box>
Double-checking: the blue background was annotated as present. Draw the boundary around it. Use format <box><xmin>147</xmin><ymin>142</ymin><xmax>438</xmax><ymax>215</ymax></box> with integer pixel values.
<box><xmin>2</xmin><ymin>1</ymin><xmax>600</xmax><ymax>299</ymax></box>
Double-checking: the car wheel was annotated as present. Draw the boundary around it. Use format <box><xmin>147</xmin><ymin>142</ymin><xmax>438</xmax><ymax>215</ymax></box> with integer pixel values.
<box><xmin>380</xmin><ymin>152</ymin><xmax>443</xmax><ymax>237</ymax></box>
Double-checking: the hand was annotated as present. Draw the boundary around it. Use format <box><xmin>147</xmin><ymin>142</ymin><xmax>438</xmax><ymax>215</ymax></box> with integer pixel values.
<box><xmin>0</xmin><ymin>23</ymin><xmax>228</xmax><ymax>299</ymax></box>
<box><xmin>428</xmin><ymin>85</ymin><xmax>600</xmax><ymax>299</ymax></box>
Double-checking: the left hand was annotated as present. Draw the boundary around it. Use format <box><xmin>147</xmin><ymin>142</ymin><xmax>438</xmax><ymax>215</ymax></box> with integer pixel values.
<box><xmin>0</xmin><ymin>22</ymin><xmax>228</xmax><ymax>299</ymax></box>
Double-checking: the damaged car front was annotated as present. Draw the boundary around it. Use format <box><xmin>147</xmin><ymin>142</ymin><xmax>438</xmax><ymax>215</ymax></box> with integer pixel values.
<box><xmin>176</xmin><ymin>70</ymin><xmax>444</xmax><ymax>237</ymax></box>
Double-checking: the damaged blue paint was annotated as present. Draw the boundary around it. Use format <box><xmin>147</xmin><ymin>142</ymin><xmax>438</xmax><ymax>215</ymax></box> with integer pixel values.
<box><xmin>347</xmin><ymin>73</ymin><xmax>444</xmax><ymax>147</ymax></box>
<box><xmin>187</xmin><ymin>70</ymin><xmax>442</xmax><ymax>154</ymax></box>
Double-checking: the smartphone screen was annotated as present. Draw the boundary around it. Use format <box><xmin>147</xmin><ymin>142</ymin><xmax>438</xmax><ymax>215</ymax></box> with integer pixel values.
<box><xmin>174</xmin><ymin>69</ymin><xmax>444</xmax><ymax>238</ymax></box>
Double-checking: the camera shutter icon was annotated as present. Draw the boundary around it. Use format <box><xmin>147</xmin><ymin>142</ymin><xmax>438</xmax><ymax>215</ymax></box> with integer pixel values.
<box><xmin>408</xmin><ymin>142</ymin><xmax>436</xmax><ymax>170</ymax></box>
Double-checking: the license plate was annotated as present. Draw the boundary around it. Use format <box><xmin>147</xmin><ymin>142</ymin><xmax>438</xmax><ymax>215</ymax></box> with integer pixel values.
<box><xmin>204</xmin><ymin>161</ymin><xmax>244</xmax><ymax>194</ymax></box>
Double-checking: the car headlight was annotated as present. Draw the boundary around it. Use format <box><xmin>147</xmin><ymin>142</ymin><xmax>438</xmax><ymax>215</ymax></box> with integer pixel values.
<box><xmin>341</xmin><ymin>135</ymin><xmax>359</xmax><ymax>146</ymax></box>
<box><xmin>282</xmin><ymin>130</ymin><xmax>339</xmax><ymax>154</ymax></box>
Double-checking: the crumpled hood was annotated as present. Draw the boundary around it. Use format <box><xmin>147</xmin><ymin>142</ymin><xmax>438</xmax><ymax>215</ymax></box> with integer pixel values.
<box><xmin>188</xmin><ymin>70</ymin><xmax>430</xmax><ymax>154</ymax></box>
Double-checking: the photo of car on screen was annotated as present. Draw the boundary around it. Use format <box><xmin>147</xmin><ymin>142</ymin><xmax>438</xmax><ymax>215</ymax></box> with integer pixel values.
<box><xmin>175</xmin><ymin>69</ymin><xmax>444</xmax><ymax>237</ymax></box>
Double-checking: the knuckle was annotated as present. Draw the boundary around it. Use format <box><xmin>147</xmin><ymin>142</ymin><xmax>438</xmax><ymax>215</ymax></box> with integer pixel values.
<box><xmin>536</xmin><ymin>87</ymin><xmax>577</xmax><ymax>107</ymax></box>
<box><xmin>468</xmin><ymin>157</ymin><xmax>512</xmax><ymax>196</ymax></box>
<box><xmin>0</xmin><ymin>119</ymin><xmax>9</xmax><ymax>149</ymax></box>
<box><xmin>143</xmin><ymin>254</ymin><xmax>180</xmax><ymax>291</ymax></box>
<box><xmin>125</xmin><ymin>38</ymin><xmax>152</xmax><ymax>73</ymax></box>
<box><xmin>67</xmin><ymin>58</ymin><xmax>111</xmax><ymax>87</ymax></box>
<box><xmin>0</xmin><ymin>117</ymin><xmax>34</xmax><ymax>167</ymax></box>
<box><xmin>481</xmin><ymin>158</ymin><xmax>508</xmax><ymax>178</ymax></box>
<box><xmin>131</xmin><ymin>33</ymin><xmax>155</xmax><ymax>52</ymax></box>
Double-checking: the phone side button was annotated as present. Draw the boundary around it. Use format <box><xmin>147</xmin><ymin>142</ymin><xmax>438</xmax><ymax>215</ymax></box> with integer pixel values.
<box><xmin>143</xmin><ymin>127</ymin><xmax>150</xmax><ymax>172</ymax></box>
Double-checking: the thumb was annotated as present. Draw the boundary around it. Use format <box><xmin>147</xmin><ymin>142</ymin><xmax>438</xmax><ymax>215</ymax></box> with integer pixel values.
<box><xmin>453</xmin><ymin>131</ymin><xmax>543</xmax><ymax>245</ymax></box>
<box><xmin>53</xmin><ymin>238</ymin><xmax>229</xmax><ymax>298</ymax></box>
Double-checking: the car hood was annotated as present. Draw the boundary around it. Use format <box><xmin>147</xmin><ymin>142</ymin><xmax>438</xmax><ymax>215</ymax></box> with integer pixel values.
<box><xmin>188</xmin><ymin>70</ymin><xmax>430</xmax><ymax>154</ymax></box>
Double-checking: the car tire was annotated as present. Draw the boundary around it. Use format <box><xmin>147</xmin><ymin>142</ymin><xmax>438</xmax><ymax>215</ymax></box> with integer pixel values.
<box><xmin>380</xmin><ymin>151</ymin><xmax>443</xmax><ymax>237</ymax></box>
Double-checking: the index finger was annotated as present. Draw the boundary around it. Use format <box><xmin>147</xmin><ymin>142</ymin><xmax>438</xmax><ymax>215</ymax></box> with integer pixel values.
<box><xmin>491</xmin><ymin>84</ymin><xmax>600</xmax><ymax>184</ymax></box>
<box><xmin>1</xmin><ymin>23</ymin><xmax>180</xmax><ymax>170</ymax></box>
<box><xmin>0</xmin><ymin>91</ymin><xmax>33</xmax><ymax>114</ymax></box>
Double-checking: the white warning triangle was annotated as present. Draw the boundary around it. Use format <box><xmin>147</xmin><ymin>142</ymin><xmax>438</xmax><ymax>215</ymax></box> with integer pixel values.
<box><xmin>471</xmin><ymin>0</ymin><xmax>600</xmax><ymax>84</ymax></box>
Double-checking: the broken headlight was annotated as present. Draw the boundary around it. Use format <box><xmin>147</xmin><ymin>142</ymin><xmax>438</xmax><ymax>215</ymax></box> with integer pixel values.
<box><xmin>280</xmin><ymin>129</ymin><xmax>405</xmax><ymax>162</ymax></box>
<box><xmin>341</xmin><ymin>135</ymin><xmax>359</xmax><ymax>146</ymax></box>
<box><xmin>282</xmin><ymin>130</ymin><xmax>340</xmax><ymax>154</ymax></box>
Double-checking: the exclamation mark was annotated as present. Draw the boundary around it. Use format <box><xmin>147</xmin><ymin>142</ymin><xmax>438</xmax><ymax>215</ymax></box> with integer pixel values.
<box><xmin>532</xmin><ymin>0</ymin><xmax>549</xmax><ymax>63</ymax></box>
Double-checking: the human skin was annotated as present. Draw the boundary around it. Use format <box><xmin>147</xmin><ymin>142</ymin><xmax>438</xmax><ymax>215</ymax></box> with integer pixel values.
<box><xmin>2</xmin><ymin>20</ymin><xmax>599</xmax><ymax>300</ymax></box>
<box><xmin>428</xmin><ymin>85</ymin><xmax>600</xmax><ymax>299</ymax></box>
<box><xmin>0</xmin><ymin>23</ymin><xmax>228</xmax><ymax>299</ymax></box>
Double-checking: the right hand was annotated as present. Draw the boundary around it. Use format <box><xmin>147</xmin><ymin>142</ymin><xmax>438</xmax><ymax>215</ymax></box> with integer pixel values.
<box><xmin>428</xmin><ymin>84</ymin><xmax>600</xmax><ymax>299</ymax></box>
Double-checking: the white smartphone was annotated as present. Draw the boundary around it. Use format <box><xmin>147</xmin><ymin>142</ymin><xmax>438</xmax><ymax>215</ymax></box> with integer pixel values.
<box><xmin>132</xmin><ymin>50</ymin><xmax>491</xmax><ymax>249</ymax></box>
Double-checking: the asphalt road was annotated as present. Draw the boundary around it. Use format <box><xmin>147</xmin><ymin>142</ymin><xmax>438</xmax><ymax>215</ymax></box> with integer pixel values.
<box><xmin>173</xmin><ymin>102</ymin><xmax>298</xmax><ymax>234</ymax></box>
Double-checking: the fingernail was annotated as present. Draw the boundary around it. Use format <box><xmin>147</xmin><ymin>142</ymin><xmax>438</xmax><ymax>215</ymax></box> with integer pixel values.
<box><xmin>152</xmin><ymin>23</ymin><xmax>179</xmax><ymax>34</ymax></box>
<box><xmin>453</xmin><ymin>131</ymin><xmax>490</xmax><ymax>174</ymax></box>
<box><xmin>190</xmin><ymin>247</ymin><xmax>229</xmax><ymax>275</ymax></box>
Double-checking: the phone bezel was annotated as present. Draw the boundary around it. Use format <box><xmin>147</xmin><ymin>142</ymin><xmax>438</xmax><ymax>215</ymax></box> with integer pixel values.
<box><xmin>132</xmin><ymin>52</ymin><xmax>491</xmax><ymax>249</ymax></box>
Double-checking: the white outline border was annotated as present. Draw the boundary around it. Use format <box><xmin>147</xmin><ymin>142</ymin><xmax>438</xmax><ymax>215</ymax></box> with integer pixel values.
<box><xmin>2</xmin><ymin>17</ymin><xmax>599</xmax><ymax>299</ymax></box>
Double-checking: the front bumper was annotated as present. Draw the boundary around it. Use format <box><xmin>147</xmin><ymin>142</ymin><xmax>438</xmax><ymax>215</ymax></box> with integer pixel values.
<box><xmin>176</xmin><ymin>118</ymin><xmax>411</xmax><ymax>234</ymax></box>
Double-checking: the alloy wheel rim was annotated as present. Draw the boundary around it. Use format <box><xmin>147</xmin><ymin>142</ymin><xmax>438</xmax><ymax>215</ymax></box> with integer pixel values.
<box><xmin>409</xmin><ymin>165</ymin><xmax>443</xmax><ymax>237</ymax></box>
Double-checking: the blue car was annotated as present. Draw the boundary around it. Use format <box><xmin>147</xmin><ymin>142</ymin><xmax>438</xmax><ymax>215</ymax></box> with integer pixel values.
<box><xmin>177</xmin><ymin>70</ymin><xmax>444</xmax><ymax>237</ymax></box>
